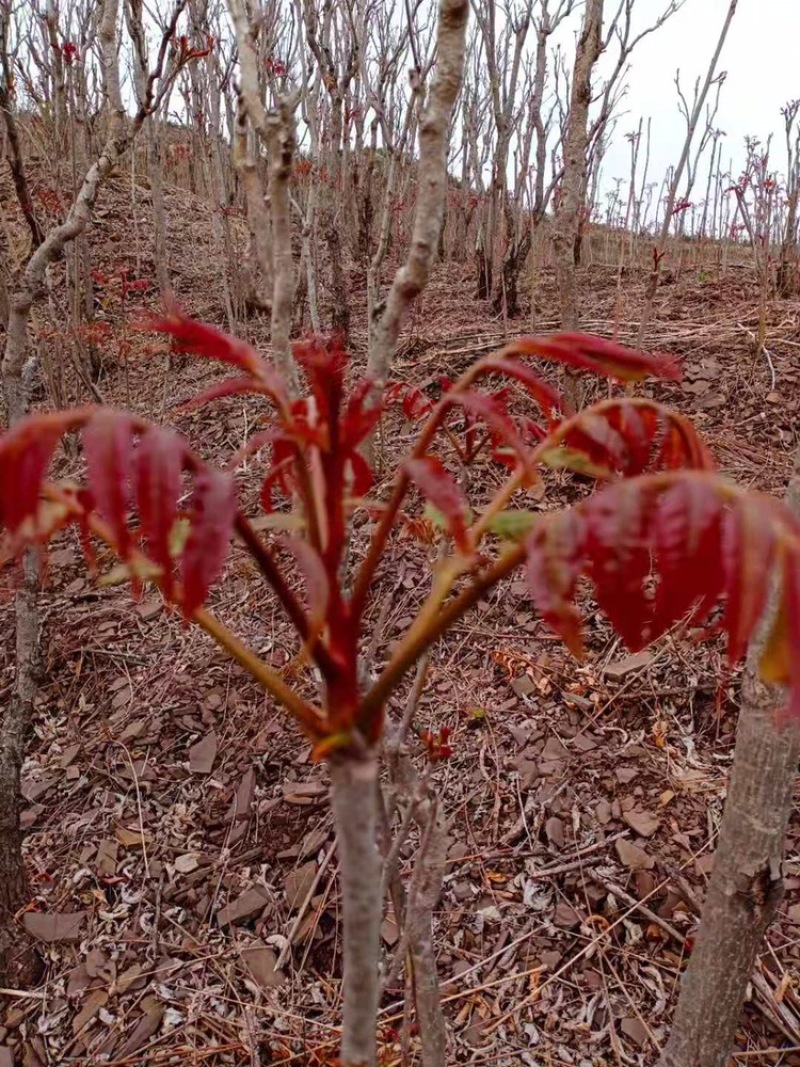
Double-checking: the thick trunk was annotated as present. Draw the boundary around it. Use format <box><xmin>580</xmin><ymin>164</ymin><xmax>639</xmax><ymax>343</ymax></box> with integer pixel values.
<box><xmin>0</xmin><ymin>802</ymin><xmax>35</xmax><ymax>987</ymax></box>
<box><xmin>778</xmin><ymin>190</ymin><xmax>798</xmax><ymax>297</ymax></box>
<box><xmin>329</xmin><ymin>752</ymin><xmax>382</xmax><ymax>1067</ymax></box>
<box><xmin>266</xmin><ymin>101</ymin><xmax>301</xmax><ymax>394</ymax></box>
<box><xmin>323</xmin><ymin>99</ymin><xmax>351</xmax><ymax>343</ymax></box>
<box><xmin>324</xmin><ymin>210</ymin><xmax>351</xmax><ymax>340</ymax></box>
<box><xmin>660</xmin><ymin>456</ymin><xmax>800</xmax><ymax>1067</ymax></box>
<box><xmin>493</xmin><ymin>227</ymin><xmax>532</xmax><ymax>318</ymax></box>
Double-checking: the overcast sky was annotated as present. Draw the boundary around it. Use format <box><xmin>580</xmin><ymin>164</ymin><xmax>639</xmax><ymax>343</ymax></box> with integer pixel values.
<box><xmin>597</xmin><ymin>0</ymin><xmax>800</xmax><ymax>193</ymax></box>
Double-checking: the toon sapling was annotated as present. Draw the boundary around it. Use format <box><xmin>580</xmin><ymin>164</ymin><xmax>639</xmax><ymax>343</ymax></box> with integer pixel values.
<box><xmin>3</xmin><ymin>318</ymin><xmax>800</xmax><ymax>1066</ymax></box>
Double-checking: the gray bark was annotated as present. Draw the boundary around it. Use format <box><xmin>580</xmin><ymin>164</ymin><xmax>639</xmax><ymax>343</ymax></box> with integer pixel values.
<box><xmin>367</xmin><ymin>0</ymin><xmax>469</xmax><ymax>386</ymax></box>
<box><xmin>329</xmin><ymin>752</ymin><xmax>382</xmax><ymax>1067</ymax></box>
<box><xmin>552</xmin><ymin>0</ymin><xmax>602</xmax><ymax>332</ymax></box>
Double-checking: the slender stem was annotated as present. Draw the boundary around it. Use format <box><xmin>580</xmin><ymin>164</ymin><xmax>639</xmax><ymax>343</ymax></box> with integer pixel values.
<box><xmin>75</xmin><ymin>507</ymin><xmax>325</xmax><ymax>737</ymax></box>
<box><xmin>352</xmin><ymin>367</ymin><xmax>486</xmax><ymax>618</ymax></box>
<box><xmin>193</xmin><ymin>607</ymin><xmax>325</xmax><ymax>736</ymax></box>
<box><xmin>351</xmin><ymin>470</ymin><xmax>413</xmax><ymax>617</ymax></box>
<box><xmin>357</xmin><ymin>542</ymin><xmax>526</xmax><ymax>727</ymax></box>
<box><xmin>234</xmin><ymin>511</ymin><xmax>338</xmax><ymax>680</ymax></box>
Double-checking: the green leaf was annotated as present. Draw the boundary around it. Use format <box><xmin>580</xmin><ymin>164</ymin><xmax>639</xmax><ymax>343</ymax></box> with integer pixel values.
<box><xmin>423</xmin><ymin>501</ymin><xmax>475</xmax><ymax>531</ymax></box>
<box><xmin>169</xmin><ymin>517</ymin><xmax>191</xmax><ymax>557</ymax></box>
<box><xmin>98</xmin><ymin>558</ymin><xmax>161</xmax><ymax>587</ymax></box>
<box><xmin>248</xmin><ymin>513</ymin><xmax>305</xmax><ymax>533</ymax></box>
<box><xmin>486</xmin><ymin>510</ymin><xmax>539</xmax><ymax>541</ymax></box>
<box><xmin>539</xmin><ymin>446</ymin><xmax>614</xmax><ymax>478</ymax></box>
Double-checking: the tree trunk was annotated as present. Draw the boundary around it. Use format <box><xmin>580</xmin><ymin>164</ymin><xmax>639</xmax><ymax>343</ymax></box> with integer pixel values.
<box><xmin>0</xmin><ymin>545</ymin><xmax>39</xmax><ymax>989</ymax></box>
<box><xmin>777</xmin><ymin>189</ymin><xmax>799</xmax><ymax>297</ymax></box>
<box><xmin>405</xmin><ymin>798</ymin><xmax>448</xmax><ymax>1067</ymax></box>
<box><xmin>329</xmin><ymin>752</ymin><xmax>382</xmax><ymax>1067</ymax></box>
<box><xmin>493</xmin><ymin>226</ymin><xmax>532</xmax><ymax>319</ymax></box>
<box><xmin>552</xmin><ymin>0</ymin><xmax>602</xmax><ymax>333</ymax></box>
<box><xmin>148</xmin><ymin>120</ymin><xmax>171</xmax><ymax>298</ymax></box>
<box><xmin>366</xmin><ymin>0</ymin><xmax>469</xmax><ymax>387</ymax></box>
<box><xmin>660</xmin><ymin>452</ymin><xmax>800</xmax><ymax>1067</ymax></box>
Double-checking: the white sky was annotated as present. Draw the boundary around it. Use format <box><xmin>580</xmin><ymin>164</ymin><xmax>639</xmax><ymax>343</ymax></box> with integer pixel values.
<box><xmin>598</xmin><ymin>0</ymin><xmax>800</xmax><ymax>190</ymax></box>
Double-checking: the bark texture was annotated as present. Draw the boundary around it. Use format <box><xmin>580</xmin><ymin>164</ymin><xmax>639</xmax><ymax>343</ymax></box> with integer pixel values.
<box><xmin>267</xmin><ymin>99</ymin><xmax>301</xmax><ymax>391</ymax></box>
<box><xmin>367</xmin><ymin>0</ymin><xmax>469</xmax><ymax>385</ymax></box>
<box><xmin>0</xmin><ymin>550</ymin><xmax>40</xmax><ymax>987</ymax></box>
<box><xmin>659</xmin><ymin>453</ymin><xmax>800</xmax><ymax>1067</ymax></box>
<box><xmin>405</xmin><ymin>797</ymin><xmax>448</xmax><ymax>1067</ymax></box>
<box><xmin>552</xmin><ymin>0</ymin><xmax>602</xmax><ymax>333</ymax></box>
<box><xmin>329</xmin><ymin>752</ymin><xmax>382</xmax><ymax>1067</ymax></box>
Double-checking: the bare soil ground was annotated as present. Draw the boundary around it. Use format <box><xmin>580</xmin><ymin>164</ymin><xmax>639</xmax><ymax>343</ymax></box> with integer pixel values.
<box><xmin>2</xmin><ymin>172</ymin><xmax>800</xmax><ymax>1066</ymax></box>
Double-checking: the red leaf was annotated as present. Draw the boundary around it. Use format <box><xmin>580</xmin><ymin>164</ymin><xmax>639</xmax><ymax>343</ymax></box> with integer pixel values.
<box><xmin>404</xmin><ymin>456</ymin><xmax>469</xmax><ymax>551</ymax></box>
<box><xmin>134</xmin><ymin>427</ymin><xmax>185</xmax><ymax>595</ymax></box>
<box><xmin>722</xmin><ymin>498</ymin><xmax>777</xmax><ymax>665</ymax></box>
<box><xmin>652</xmin><ymin>475</ymin><xmax>725</xmax><ymax>633</ymax></box>
<box><xmin>518</xmin><ymin>416</ymin><xmax>547</xmax><ymax>445</ymax></box>
<box><xmin>347</xmin><ymin>450</ymin><xmax>374</xmax><ymax>497</ymax></box>
<box><xmin>447</xmin><ymin>390</ymin><xmax>532</xmax><ymax>472</ymax></box>
<box><xmin>546</xmin><ymin>412</ymin><xmax>628</xmax><ymax>477</ymax></box>
<box><xmin>502</xmin><ymin>333</ymin><xmax>682</xmax><ymax>384</ymax></box>
<box><xmin>610</xmin><ymin>402</ymin><xmax>659</xmax><ymax>473</ymax></box>
<box><xmin>342</xmin><ymin>378</ymin><xmax>382</xmax><ymax>449</ymax></box>
<box><xmin>525</xmin><ymin>511</ymin><xmax>586</xmax><ymax>656</ymax></box>
<box><xmin>542</xmin><ymin>400</ymin><xmax>714</xmax><ymax>480</ymax></box>
<box><xmin>181</xmin><ymin>470</ymin><xmax>236</xmax><ymax>615</ymax></box>
<box><xmin>478</xmin><ymin>355</ymin><xmax>567</xmax><ymax>420</ymax></box>
<box><xmin>655</xmin><ymin>410</ymin><xmax>715</xmax><ymax>471</ymax></box>
<box><xmin>177</xmin><ymin>377</ymin><xmax>280</xmax><ymax>413</ymax></box>
<box><xmin>584</xmin><ymin>481</ymin><xmax>655</xmax><ymax>650</ymax></box>
<box><xmin>0</xmin><ymin>412</ymin><xmax>77</xmax><ymax>532</ymax></box>
<box><xmin>145</xmin><ymin>308</ymin><xmax>285</xmax><ymax>395</ymax></box>
<box><xmin>83</xmin><ymin>412</ymin><xmax>135</xmax><ymax>556</ymax></box>
<box><xmin>293</xmin><ymin>335</ymin><xmax>346</xmax><ymax>427</ymax></box>
<box><xmin>386</xmin><ymin>382</ymin><xmax>434</xmax><ymax>421</ymax></box>
<box><xmin>283</xmin><ymin>398</ymin><xmax>327</xmax><ymax>450</ymax></box>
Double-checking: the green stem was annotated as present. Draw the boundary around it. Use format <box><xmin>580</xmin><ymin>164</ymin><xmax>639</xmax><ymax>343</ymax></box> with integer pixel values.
<box><xmin>357</xmin><ymin>542</ymin><xmax>526</xmax><ymax>728</ymax></box>
<box><xmin>193</xmin><ymin>606</ymin><xmax>325</xmax><ymax>737</ymax></box>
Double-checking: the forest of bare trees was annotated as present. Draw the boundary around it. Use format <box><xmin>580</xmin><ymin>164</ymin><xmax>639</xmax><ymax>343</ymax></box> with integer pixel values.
<box><xmin>2</xmin><ymin>0</ymin><xmax>800</xmax><ymax>1064</ymax></box>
